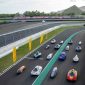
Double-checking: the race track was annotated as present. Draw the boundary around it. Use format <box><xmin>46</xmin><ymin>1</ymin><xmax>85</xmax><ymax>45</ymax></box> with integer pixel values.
<box><xmin>0</xmin><ymin>26</ymin><xmax>85</xmax><ymax>85</ymax></box>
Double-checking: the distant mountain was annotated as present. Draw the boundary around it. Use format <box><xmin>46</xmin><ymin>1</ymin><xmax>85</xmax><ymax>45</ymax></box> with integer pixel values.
<box><xmin>79</xmin><ymin>6</ymin><xmax>85</xmax><ymax>12</ymax></box>
<box><xmin>62</xmin><ymin>5</ymin><xmax>82</xmax><ymax>15</ymax></box>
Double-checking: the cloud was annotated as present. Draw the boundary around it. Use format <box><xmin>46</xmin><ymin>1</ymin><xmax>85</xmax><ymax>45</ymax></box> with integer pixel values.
<box><xmin>0</xmin><ymin>0</ymin><xmax>85</xmax><ymax>13</ymax></box>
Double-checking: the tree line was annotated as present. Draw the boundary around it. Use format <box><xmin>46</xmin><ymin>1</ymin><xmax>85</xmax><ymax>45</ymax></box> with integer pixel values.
<box><xmin>0</xmin><ymin>10</ymin><xmax>85</xmax><ymax>18</ymax></box>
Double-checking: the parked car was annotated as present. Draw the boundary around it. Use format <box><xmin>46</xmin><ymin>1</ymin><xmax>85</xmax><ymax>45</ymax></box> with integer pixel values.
<box><xmin>65</xmin><ymin>45</ymin><xmax>69</xmax><ymax>51</ymax></box>
<box><xmin>46</xmin><ymin>53</ymin><xmax>53</xmax><ymax>60</ymax></box>
<box><xmin>67</xmin><ymin>69</ymin><xmax>78</xmax><ymax>81</ymax></box>
<box><xmin>46</xmin><ymin>45</ymin><xmax>50</xmax><ymax>49</ymax></box>
<box><xmin>78</xmin><ymin>41</ymin><xmax>82</xmax><ymax>45</ymax></box>
<box><xmin>51</xmin><ymin>39</ymin><xmax>56</xmax><ymax>44</ymax></box>
<box><xmin>54</xmin><ymin>44</ymin><xmax>61</xmax><ymax>50</ymax></box>
<box><xmin>58</xmin><ymin>52</ymin><xmax>66</xmax><ymax>61</ymax></box>
<box><xmin>31</xmin><ymin>65</ymin><xmax>42</xmax><ymax>76</ymax></box>
<box><xmin>34</xmin><ymin>51</ymin><xmax>42</xmax><ymax>58</ymax></box>
<box><xmin>75</xmin><ymin>46</ymin><xmax>82</xmax><ymax>52</ymax></box>
<box><xmin>50</xmin><ymin>67</ymin><xmax>58</xmax><ymax>78</ymax></box>
<box><xmin>68</xmin><ymin>40</ymin><xmax>73</xmax><ymax>45</ymax></box>
<box><xmin>60</xmin><ymin>40</ymin><xmax>64</xmax><ymax>44</ymax></box>
<box><xmin>17</xmin><ymin>66</ymin><xmax>26</xmax><ymax>74</ymax></box>
<box><xmin>73</xmin><ymin>55</ymin><xmax>79</xmax><ymax>62</ymax></box>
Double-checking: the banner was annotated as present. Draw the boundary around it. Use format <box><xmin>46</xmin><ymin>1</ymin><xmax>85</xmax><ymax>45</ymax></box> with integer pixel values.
<box><xmin>40</xmin><ymin>33</ymin><xmax>44</xmax><ymax>44</ymax></box>
<box><xmin>13</xmin><ymin>47</ymin><xmax>16</xmax><ymax>62</ymax></box>
<box><xmin>29</xmin><ymin>37</ymin><xmax>32</xmax><ymax>51</ymax></box>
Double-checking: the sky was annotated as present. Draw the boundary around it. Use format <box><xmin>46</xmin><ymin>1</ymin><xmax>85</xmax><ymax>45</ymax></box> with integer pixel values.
<box><xmin>0</xmin><ymin>0</ymin><xmax>85</xmax><ymax>14</ymax></box>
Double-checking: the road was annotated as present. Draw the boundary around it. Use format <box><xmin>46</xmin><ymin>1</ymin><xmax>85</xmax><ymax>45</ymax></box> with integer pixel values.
<box><xmin>0</xmin><ymin>21</ymin><xmax>84</xmax><ymax>35</ymax></box>
<box><xmin>0</xmin><ymin>21</ymin><xmax>85</xmax><ymax>47</ymax></box>
<box><xmin>0</xmin><ymin>27</ymin><xmax>85</xmax><ymax>85</ymax></box>
<box><xmin>42</xmin><ymin>30</ymin><xmax>85</xmax><ymax>85</ymax></box>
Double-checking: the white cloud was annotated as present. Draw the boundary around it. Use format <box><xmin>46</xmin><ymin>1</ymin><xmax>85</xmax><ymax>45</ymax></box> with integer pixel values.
<box><xmin>0</xmin><ymin>0</ymin><xmax>85</xmax><ymax>13</ymax></box>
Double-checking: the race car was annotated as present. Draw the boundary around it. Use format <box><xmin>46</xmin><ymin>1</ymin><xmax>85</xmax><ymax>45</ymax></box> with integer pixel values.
<box><xmin>65</xmin><ymin>45</ymin><xmax>70</xmax><ymax>51</ymax></box>
<box><xmin>73</xmin><ymin>55</ymin><xmax>79</xmax><ymax>62</ymax></box>
<box><xmin>51</xmin><ymin>39</ymin><xmax>56</xmax><ymax>44</ymax></box>
<box><xmin>46</xmin><ymin>53</ymin><xmax>53</xmax><ymax>60</ymax></box>
<box><xmin>31</xmin><ymin>65</ymin><xmax>42</xmax><ymax>76</ymax></box>
<box><xmin>67</xmin><ymin>69</ymin><xmax>77</xmax><ymax>81</ymax></box>
<box><xmin>54</xmin><ymin>44</ymin><xmax>61</xmax><ymax>50</ymax></box>
<box><xmin>68</xmin><ymin>40</ymin><xmax>73</xmax><ymax>45</ymax></box>
<box><xmin>60</xmin><ymin>40</ymin><xmax>64</xmax><ymax>44</ymax></box>
<box><xmin>34</xmin><ymin>51</ymin><xmax>42</xmax><ymax>58</ymax></box>
<box><xmin>17</xmin><ymin>65</ymin><xmax>26</xmax><ymax>74</ymax></box>
<box><xmin>50</xmin><ymin>67</ymin><xmax>58</xmax><ymax>78</ymax></box>
<box><xmin>58</xmin><ymin>52</ymin><xmax>66</xmax><ymax>61</ymax></box>
<box><xmin>46</xmin><ymin>45</ymin><xmax>50</xmax><ymax>49</ymax></box>
<box><xmin>75</xmin><ymin>46</ymin><xmax>82</xmax><ymax>52</ymax></box>
<box><xmin>78</xmin><ymin>41</ymin><xmax>82</xmax><ymax>45</ymax></box>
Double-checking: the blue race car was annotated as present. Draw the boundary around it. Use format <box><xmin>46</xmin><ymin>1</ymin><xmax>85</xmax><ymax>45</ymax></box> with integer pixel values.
<box><xmin>58</xmin><ymin>52</ymin><xmax>66</xmax><ymax>61</ymax></box>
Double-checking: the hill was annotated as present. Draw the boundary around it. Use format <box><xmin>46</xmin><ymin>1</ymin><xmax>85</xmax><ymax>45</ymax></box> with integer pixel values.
<box><xmin>62</xmin><ymin>5</ymin><xmax>82</xmax><ymax>15</ymax></box>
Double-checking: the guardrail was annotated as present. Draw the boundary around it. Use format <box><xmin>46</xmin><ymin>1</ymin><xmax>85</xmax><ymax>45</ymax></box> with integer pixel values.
<box><xmin>32</xmin><ymin>30</ymin><xmax>82</xmax><ymax>85</ymax></box>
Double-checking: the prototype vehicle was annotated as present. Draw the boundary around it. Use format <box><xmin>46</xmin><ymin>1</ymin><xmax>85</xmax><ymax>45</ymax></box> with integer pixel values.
<box><xmin>54</xmin><ymin>44</ymin><xmax>61</xmax><ymax>50</ymax></box>
<box><xmin>65</xmin><ymin>46</ymin><xmax>70</xmax><ymax>51</ymax></box>
<box><xmin>31</xmin><ymin>65</ymin><xmax>42</xmax><ymax>76</ymax></box>
<box><xmin>46</xmin><ymin>53</ymin><xmax>53</xmax><ymax>60</ymax></box>
<box><xmin>17</xmin><ymin>66</ymin><xmax>26</xmax><ymax>74</ymax></box>
<box><xmin>73</xmin><ymin>55</ymin><xmax>79</xmax><ymax>62</ymax></box>
<box><xmin>50</xmin><ymin>67</ymin><xmax>58</xmax><ymax>78</ymax></box>
<box><xmin>51</xmin><ymin>39</ymin><xmax>56</xmax><ymax>44</ymax></box>
<box><xmin>78</xmin><ymin>41</ymin><xmax>82</xmax><ymax>45</ymax></box>
<box><xmin>34</xmin><ymin>51</ymin><xmax>42</xmax><ymax>58</ymax></box>
<box><xmin>75</xmin><ymin>46</ymin><xmax>82</xmax><ymax>52</ymax></box>
<box><xmin>67</xmin><ymin>69</ymin><xmax>77</xmax><ymax>81</ymax></box>
<box><xmin>58</xmin><ymin>52</ymin><xmax>66</xmax><ymax>61</ymax></box>
<box><xmin>46</xmin><ymin>45</ymin><xmax>50</xmax><ymax>49</ymax></box>
<box><xmin>60</xmin><ymin>40</ymin><xmax>64</xmax><ymax>44</ymax></box>
<box><xmin>68</xmin><ymin>40</ymin><xmax>73</xmax><ymax>45</ymax></box>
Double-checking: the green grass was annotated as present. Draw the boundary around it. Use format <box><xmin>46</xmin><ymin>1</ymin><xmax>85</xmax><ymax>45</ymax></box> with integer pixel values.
<box><xmin>0</xmin><ymin>25</ymin><xmax>83</xmax><ymax>73</ymax></box>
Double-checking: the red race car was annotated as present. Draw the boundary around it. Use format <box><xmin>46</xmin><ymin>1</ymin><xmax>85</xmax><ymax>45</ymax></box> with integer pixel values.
<box><xmin>67</xmin><ymin>69</ymin><xmax>77</xmax><ymax>81</ymax></box>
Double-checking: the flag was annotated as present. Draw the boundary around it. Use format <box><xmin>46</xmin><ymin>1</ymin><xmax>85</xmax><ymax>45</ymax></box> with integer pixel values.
<box><xmin>29</xmin><ymin>37</ymin><xmax>32</xmax><ymax>51</ymax></box>
<box><xmin>40</xmin><ymin>33</ymin><xmax>44</xmax><ymax>44</ymax></box>
<box><xmin>13</xmin><ymin>47</ymin><xmax>16</xmax><ymax>62</ymax></box>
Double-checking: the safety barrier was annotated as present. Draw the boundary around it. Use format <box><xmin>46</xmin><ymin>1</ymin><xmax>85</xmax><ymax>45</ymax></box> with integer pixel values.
<box><xmin>32</xmin><ymin>31</ymin><xmax>80</xmax><ymax>85</ymax></box>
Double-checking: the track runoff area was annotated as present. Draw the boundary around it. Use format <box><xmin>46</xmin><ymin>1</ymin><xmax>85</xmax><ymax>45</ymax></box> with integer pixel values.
<box><xmin>0</xmin><ymin>26</ymin><xmax>85</xmax><ymax>85</ymax></box>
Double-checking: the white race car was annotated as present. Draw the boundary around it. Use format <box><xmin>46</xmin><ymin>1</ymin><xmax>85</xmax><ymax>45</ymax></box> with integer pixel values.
<box><xmin>73</xmin><ymin>55</ymin><xmax>79</xmax><ymax>62</ymax></box>
<box><xmin>65</xmin><ymin>46</ymin><xmax>69</xmax><ymax>51</ymax></box>
<box><xmin>46</xmin><ymin>53</ymin><xmax>53</xmax><ymax>60</ymax></box>
<box><xmin>31</xmin><ymin>65</ymin><xmax>42</xmax><ymax>76</ymax></box>
<box><xmin>46</xmin><ymin>45</ymin><xmax>50</xmax><ymax>49</ymax></box>
<box><xmin>34</xmin><ymin>51</ymin><xmax>42</xmax><ymax>58</ymax></box>
<box><xmin>51</xmin><ymin>39</ymin><xmax>56</xmax><ymax>44</ymax></box>
<box><xmin>60</xmin><ymin>40</ymin><xmax>64</xmax><ymax>44</ymax></box>
<box><xmin>78</xmin><ymin>41</ymin><xmax>82</xmax><ymax>45</ymax></box>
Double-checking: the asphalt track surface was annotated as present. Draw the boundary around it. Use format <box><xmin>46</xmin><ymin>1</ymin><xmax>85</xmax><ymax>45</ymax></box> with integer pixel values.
<box><xmin>0</xmin><ymin>21</ymin><xmax>84</xmax><ymax>35</ymax></box>
<box><xmin>0</xmin><ymin>22</ymin><xmax>62</xmax><ymax>47</ymax></box>
<box><xmin>42</xmin><ymin>30</ymin><xmax>85</xmax><ymax>85</ymax></box>
<box><xmin>0</xmin><ymin>21</ymin><xmax>85</xmax><ymax>47</ymax></box>
<box><xmin>0</xmin><ymin>26</ymin><xmax>85</xmax><ymax>85</ymax></box>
